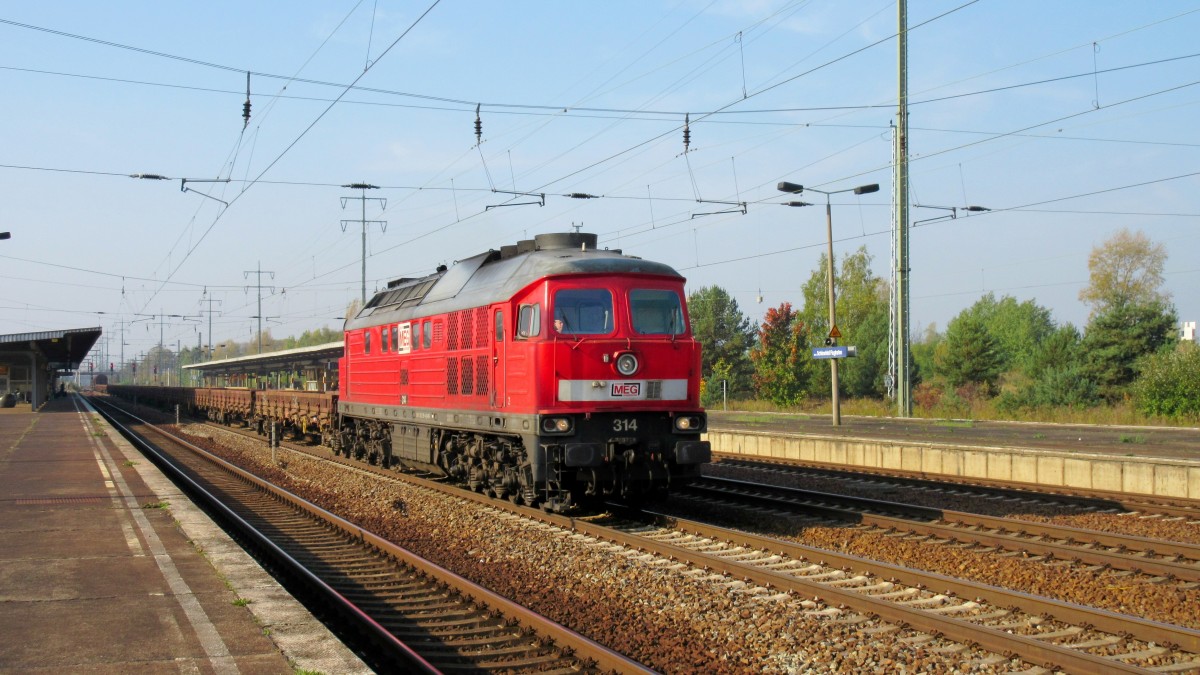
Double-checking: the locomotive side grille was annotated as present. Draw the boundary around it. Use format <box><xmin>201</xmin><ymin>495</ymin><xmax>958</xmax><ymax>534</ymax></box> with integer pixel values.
<box><xmin>460</xmin><ymin>356</ymin><xmax>474</xmax><ymax>395</ymax></box>
<box><xmin>400</xmin><ymin>369</ymin><xmax>409</xmax><ymax>385</ymax></box>
<box><xmin>447</xmin><ymin>312</ymin><xmax>459</xmax><ymax>350</ymax></box>
<box><xmin>433</xmin><ymin>320</ymin><xmax>445</xmax><ymax>345</ymax></box>
<box><xmin>475</xmin><ymin>355</ymin><xmax>489</xmax><ymax>396</ymax></box>
<box><xmin>475</xmin><ymin>307</ymin><xmax>489</xmax><ymax>347</ymax></box>
<box><xmin>462</xmin><ymin>310</ymin><xmax>474</xmax><ymax>349</ymax></box>
<box><xmin>447</xmin><ymin>358</ymin><xmax>459</xmax><ymax>395</ymax></box>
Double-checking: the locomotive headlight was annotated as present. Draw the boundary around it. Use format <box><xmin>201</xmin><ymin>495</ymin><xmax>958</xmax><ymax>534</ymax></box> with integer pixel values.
<box><xmin>674</xmin><ymin>415</ymin><xmax>702</xmax><ymax>431</ymax></box>
<box><xmin>614</xmin><ymin>352</ymin><xmax>639</xmax><ymax>377</ymax></box>
<box><xmin>541</xmin><ymin>416</ymin><xmax>573</xmax><ymax>434</ymax></box>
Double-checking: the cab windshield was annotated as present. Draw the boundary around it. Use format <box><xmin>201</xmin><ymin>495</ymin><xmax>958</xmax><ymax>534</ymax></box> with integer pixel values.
<box><xmin>630</xmin><ymin>289</ymin><xmax>685</xmax><ymax>335</ymax></box>
<box><xmin>553</xmin><ymin>289</ymin><xmax>614</xmax><ymax>334</ymax></box>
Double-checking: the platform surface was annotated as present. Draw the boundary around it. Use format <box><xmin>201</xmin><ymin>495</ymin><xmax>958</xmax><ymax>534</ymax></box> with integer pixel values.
<box><xmin>0</xmin><ymin>394</ymin><xmax>367</xmax><ymax>674</ymax></box>
<box><xmin>708</xmin><ymin>410</ymin><xmax>1200</xmax><ymax>461</ymax></box>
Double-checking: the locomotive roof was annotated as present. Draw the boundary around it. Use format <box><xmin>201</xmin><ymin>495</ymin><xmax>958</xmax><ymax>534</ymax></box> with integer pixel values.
<box><xmin>346</xmin><ymin>232</ymin><xmax>682</xmax><ymax>329</ymax></box>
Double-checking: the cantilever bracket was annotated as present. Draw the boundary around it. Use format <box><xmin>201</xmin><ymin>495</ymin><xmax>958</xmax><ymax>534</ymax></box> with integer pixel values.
<box><xmin>690</xmin><ymin>200</ymin><xmax>747</xmax><ymax>219</ymax></box>
<box><xmin>485</xmin><ymin>189</ymin><xmax>546</xmax><ymax>210</ymax></box>
<box><xmin>180</xmin><ymin>178</ymin><xmax>232</xmax><ymax>207</ymax></box>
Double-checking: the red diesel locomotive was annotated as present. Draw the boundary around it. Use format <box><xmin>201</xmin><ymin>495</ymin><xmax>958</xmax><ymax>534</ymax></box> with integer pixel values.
<box><xmin>336</xmin><ymin>231</ymin><xmax>710</xmax><ymax>511</ymax></box>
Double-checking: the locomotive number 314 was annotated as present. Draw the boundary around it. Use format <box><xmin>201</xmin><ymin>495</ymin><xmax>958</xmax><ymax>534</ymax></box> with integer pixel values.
<box><xmin>612</xmin><ymin>418</ymin><xmax>638</xmax><ymax>432</ymax></box>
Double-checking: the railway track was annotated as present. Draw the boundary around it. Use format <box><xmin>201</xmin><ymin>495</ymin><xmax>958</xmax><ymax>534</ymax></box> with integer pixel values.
<box><xmin>99</xmin><ymin>397</ymin><xmax>1200</xmax><ymax>672</ymax></box>
<box><xmin>88</xmin><ymin>397</ymin><xmax>645</xmax><ymax>674</ymax></box>
<box><xmin>601</xmin><ymin>507</ymin><xmax>1200</xmax><ymax>674</ymax></box>
<box><xmin>683</xmin><ymin>475</ymin><xmax>1200</xmax><ymax>586</ymax></box>
<box><xmin>713</xmin><ymin>454</ymin><xmax>1200</xmax><ymax>521</ymax></box>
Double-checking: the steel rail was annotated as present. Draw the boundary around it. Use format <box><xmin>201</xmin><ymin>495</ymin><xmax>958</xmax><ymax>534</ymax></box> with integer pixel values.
<box><xmin>689</xmin><ymin>476</ymin><xmax>1200</xmax><ymax>582</ymax></box>
<box><xmin>714</xmin><ymin>453</ymin><xmax>1200</xmax><ymax>520</ymax></box>
<box><xmin>90</xmin><ymin>396</ymin><xmax>651</xmax><ymax>675</ymax></box>
<box><xmin>691</xmin><ymin>473</ymin><xmax>1200</xmax><ymax>578</ymax></box>
<box><xmin>624</xmin><ymin>504</ymin><xmax>1200</xmax><ymax>656</ymax></box>
<box><xmin>111</xmin><ymin>401</ymin><xmax>1194</xmax><ymax>672</ymax></box>
<box><xmin>573</xmin><ymin>509</ymin><xmax>1161</xmax><ymax>674</ymax></box>
<box><xmin>85</xmin><ymin>398</ymin><xmax>441</xmax><ymax>674</ymax></box>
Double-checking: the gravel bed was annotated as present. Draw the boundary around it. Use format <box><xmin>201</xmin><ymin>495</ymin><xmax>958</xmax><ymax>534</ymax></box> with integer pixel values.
<box><xmin>707</xmin><ymin>463</ymin><xmax>1200</xmax><ymax>544</ymax></box>
<box><xmin>175</xmin><ymin>423</ymin><xmax>1023</xmax><ymax>674</ymax></box>
<box><xmin>693</xmin><ymin>467</ymin><xmax>1200</xmax><ymax>628</ymax></box>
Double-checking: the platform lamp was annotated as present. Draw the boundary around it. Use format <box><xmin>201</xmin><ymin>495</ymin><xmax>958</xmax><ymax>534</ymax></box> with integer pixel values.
<box><xmin>777</xmin><ymin>181</ymin><xmax>880</xmax><ymax>427</ymax></box>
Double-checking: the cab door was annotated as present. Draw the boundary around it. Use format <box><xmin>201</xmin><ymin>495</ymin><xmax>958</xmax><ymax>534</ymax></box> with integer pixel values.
<box><xmin>491</xmin><ymin>308</ymin><xmax>505</xmax><ymax>409</ymax></box>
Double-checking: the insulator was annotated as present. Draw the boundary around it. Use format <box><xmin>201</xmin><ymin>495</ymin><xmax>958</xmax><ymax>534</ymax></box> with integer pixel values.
<box><xmin>242</xmin><ymin>71</ymin><xmax>252</xmax><ymax>128</ymax></box>
<box><xmin>683</xmin><ymin>113</ymin><xmax>691</xmax><ymax>151</ymax></box>
<box><xmin>474</xmin><ymin>103</ymin><xmax>482</xmax><ymax>144</ymax></box>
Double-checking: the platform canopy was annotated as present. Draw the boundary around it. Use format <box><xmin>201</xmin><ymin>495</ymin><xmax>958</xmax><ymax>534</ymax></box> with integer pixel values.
<box><xmin>0</xmin><ymin>327</ymin><xmax>102</xmax><ymax>373</ymax></box>
<box><xmin>183</xmin><ymin>341</ymin><xmax>343</xmax><ymax>375</ymax></box>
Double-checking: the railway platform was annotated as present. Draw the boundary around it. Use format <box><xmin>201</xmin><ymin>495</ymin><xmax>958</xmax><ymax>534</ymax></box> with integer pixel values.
<box><xmin>0</xmin><ymin>394</ymin><xmax>367</xmax><ymax>673</ymax></box>
<box><xmin>707</xmin><ymin>411</ymin><xmax>1200</xmax><ymax>500</ymax></box>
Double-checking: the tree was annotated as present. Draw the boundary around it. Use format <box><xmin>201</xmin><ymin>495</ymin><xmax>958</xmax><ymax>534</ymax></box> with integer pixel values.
<box><xmin>1025</xmin><ymin>324</ymin><xmax>1082</xmax><ymax>380</ymax></box>
<box><xmin>796</xmin><ymin>246</ymin><xmax>890</xmax><ymax>397</ymax></box>
<box><xmin>935</xmin><ymin>313</ymin><xmax>1003</xmax><ymax>389</ymax></box>
<box><xmin>750</xmin><ymin>303</ymin><xmax>810</xmax><ymax>406</ymax></box>
<box><xmin>281</xmin><ymin>326</ymin><xmax>342</xmax><ymax>350</ymax></box>
<box><xmin>1080</xmin><ymin>300</ymin><xmax>1177</xmax><ymax>401</ymax></box>
<box><xmin>954</xmin><ymin>293</ymin><xmax>1055</xmax><ymax>375</ymax></box>
<box><xmin>997</xmin><ymin>324</ymin><xmax>1099</xmax><ymax>411</ymax></box>
<box><xmin>1079</xmin><ymin>228</ymin><xmax>1169</xmax><ymax>315</ymax></box>
<box><xmin>834</xmin><ymin>249</ymin><xmax>891</xmax><ymax>397</ymax></box>
<box><xmin>687</xmin><ymin>286</ymin><xmax>754</xmax><ymax>399</ymax></box>
<box><xmin>910</xmin><ymin>323</ymin><xmax>941</xmax><ymax>387</ymax></box>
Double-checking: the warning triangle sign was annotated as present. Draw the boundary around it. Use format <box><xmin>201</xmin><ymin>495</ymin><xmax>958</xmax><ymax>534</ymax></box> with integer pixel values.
<box><xmin>828</xmin><ymin>324</ymin><xmax>842</xmax><ymax>339</ymax></box>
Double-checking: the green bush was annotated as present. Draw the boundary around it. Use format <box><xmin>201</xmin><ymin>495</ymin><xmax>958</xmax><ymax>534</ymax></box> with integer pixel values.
<box><xmin>1133</xmin><ymin>343</ymin><xmax>1200</xmax><ymax>419</ymax></box>
<box><xmin>996</xmin><ymin>363</ymin><xmax>1099</xmax><ymax>414</ymax></box>
<box><xmin>701</xmin><ymin>358</ymin><xmax>736</xmax><ymax>408</ymax></box>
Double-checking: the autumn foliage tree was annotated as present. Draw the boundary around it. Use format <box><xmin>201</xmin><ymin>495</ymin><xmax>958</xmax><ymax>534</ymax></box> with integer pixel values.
<box><xmin>750</xmin><ymin>303</ymin><xmax>810</xmax><ymax>406</ymax></box>
<box><xmin>1078</xmin><ymin>229</ymin><xmax>1177</xmax><ymax>402</ymax></box>
<box><xmin>1079</xmin><ymin>228</ymin><xmax>1169</xmax><ymax>315</ymax></box>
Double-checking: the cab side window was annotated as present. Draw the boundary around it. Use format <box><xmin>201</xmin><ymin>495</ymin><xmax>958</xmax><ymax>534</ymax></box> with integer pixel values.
<box><xmin>517</xmin><ymin>303</ymin><xmax>541</xmax><ymax>338</ymax></box>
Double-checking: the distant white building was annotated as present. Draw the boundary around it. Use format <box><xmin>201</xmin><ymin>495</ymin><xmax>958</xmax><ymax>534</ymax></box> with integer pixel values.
<box><xmin>1183</xmin><ymin>321</ymin><xmax>1197</xmax><ymax>341</ymax></box>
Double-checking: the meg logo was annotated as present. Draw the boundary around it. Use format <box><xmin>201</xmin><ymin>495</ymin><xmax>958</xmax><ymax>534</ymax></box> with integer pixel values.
<box><xmin>611</xmin><ymin>382</ymin><xmax>641</xmax><ymax>397</ymax></box>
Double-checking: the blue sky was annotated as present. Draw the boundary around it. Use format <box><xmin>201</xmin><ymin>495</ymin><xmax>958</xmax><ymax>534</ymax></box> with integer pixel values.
<box><xmin>2</xmin><ymin>1</ymin><xmax>1197</xmax><ymax>366</ymax></box>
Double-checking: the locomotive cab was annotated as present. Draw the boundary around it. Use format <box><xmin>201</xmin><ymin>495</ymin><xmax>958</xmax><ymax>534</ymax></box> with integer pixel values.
<box><xmin>518</xmin><ymin>272</ymin><xmax>711</xmax><ymax>510</ymax></box>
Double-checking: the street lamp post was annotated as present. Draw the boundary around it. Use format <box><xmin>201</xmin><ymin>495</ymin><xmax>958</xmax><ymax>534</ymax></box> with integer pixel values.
<box><xmin>778</xmin><ymin>181</ymin><xmax>880</xmax><ymax>427</ymax></box>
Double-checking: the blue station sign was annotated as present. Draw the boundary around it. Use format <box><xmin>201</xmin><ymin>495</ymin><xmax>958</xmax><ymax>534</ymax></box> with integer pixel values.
<box><xmin>812</xmin><ymin>346</ymin><xmax>857</xmax><ymax>360</ymax></box>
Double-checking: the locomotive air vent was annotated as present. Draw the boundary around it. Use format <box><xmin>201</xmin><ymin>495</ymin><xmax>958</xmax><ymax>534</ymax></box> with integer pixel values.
<box><xmin>533</xmin><ymin>232</ymin><xmax>597</xmax><ymax>251</ymax></box>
